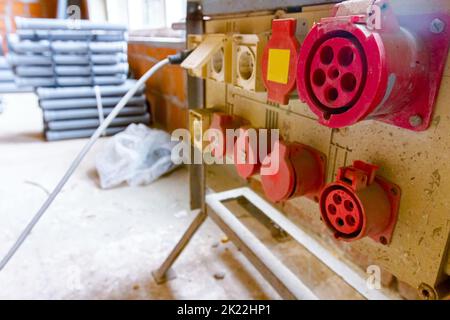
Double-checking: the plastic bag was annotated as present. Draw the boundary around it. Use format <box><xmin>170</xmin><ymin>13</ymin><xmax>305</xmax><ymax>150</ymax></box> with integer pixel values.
<box><xmin>96</xmin><ymin>123</ymin><xmax>178</xmax><ymax>189</ymax></box>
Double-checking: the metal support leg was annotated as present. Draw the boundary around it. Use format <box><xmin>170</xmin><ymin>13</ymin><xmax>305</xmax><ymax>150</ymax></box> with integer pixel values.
<box><xmin>152</xmin><ymin>0</ymin><xmax>207</xmax><ymax>285</ymax></box>
<box><xmin>152</xmin><ymin>152</ymin><xmax>205</xmax><ymax>284</ymax></box>
<box><xmin>207</xmin><ymin>209</ymin><xmax>304</xmax><ymax>300</ymax></box>
<box><xmin>189</xmin><ymin>158</ymin><xmax>205</xmax><ymax>211</ymax></box>
<box><xmin>152</xmin><ymin>210</ymin><xmax>207</xmax><ymax>284</ymax></box>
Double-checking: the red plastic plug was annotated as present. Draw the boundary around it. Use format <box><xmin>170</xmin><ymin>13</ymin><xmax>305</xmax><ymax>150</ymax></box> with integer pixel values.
<box><xmin>262</xmin><ymin>18</ymin><xmax>300</xmax><ymax>105</ymax></box>
<box><xmin>260</xmin><ymin>140</ymin><xmax>326</xmax><ymax>203</ymax></box>
<box><xmin>319</xmin><ymin>161</ymin><xmax>401</xmax><ymax>244</ymax></box>
<box><xmin>208</xmin><ymin>113</ymin><xmax>246</xmax><ymax>158</ymax></box>
<box><xmin>234</xmin><ymin>127</ymin><xmax>271</xmax><ymax>179</ymax></box>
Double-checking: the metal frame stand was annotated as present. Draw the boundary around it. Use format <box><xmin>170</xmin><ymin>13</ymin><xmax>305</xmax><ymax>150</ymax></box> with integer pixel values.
<box><xmin>152</xmin><ymin>209</ymin><xmax>206</xmax><ymax>284</ymax></box>
<box><xmin>153</xmin><ymin>1</ymin><xmax>207</xmax><ymax>287</ymax></box>
<box><xmin>152</xmin><ymin>195</ymin><xmax>316</xmax><ymax>300</ymax></box>
<box><xmin>153</xmin><ymin>0</ymin><xmax>396</xmax><ymax>300</ymax></box>
<box><xmin>153</xmin><ymin>186</ymin><xmax>397</xmax><ymax>300</ymax></box>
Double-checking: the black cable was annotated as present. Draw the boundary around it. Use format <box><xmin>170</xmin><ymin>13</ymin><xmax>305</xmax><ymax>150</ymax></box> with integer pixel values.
<box><xmin>168</xmin><ymin>49</ymin><xmax>193</xmax><ymax>65</ymax></box>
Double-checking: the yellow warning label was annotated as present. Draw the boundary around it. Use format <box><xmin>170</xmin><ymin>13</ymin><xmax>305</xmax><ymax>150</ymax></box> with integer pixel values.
<box><xmin>267</xmin><ymin>49</ymin><xmax>291</xmax><ymax>84</ymax></box>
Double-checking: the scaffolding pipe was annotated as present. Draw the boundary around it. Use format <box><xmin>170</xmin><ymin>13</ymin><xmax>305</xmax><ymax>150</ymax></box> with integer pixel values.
<box><xmin>16</xmin><ymin>63</ymin><xmax>129</xmax><ymax>77</ymax></box>
<box><xmin>40</xmin><ymin>95</ymin><xmax>145</xmax><ymax>110</ymax></box>
<box><xmin>36</xmin><ymin>80</ymin><xmax>144</xmax><ymax>99</ymax></box>
<box><xmin>0</xmin><ymin>70</ymin><xmax>14</xmax><ymax>82</ymax></box>
<box><xmin>17</xmin><ymin>30</ymin><xmax>125</xmax><ymax>42</ymax></box>
<box><xmin>46</xmin><ymin>114</ymin><xmax>150</xmax><ymax>131</ymax></box>
<box><xmin>8</xmin><ymin>53</ymin><xmax>126</xmax><ymax>66</ymax></box>
<box><xmin>46</xmin><ymin>126</ymin><xmax>126</xmax><ymax>141</ymax></box>
<box><xmin>0</xmin><ymin>57</ymin><xmax>9</xmax><ymax>69</ymax></box>
<box><xmin>15</xmin><ymin>17</ymin><xmax>127</xmax><ymax>31</ymax></box>
<box><xmin>16</xmin><ymin>75</ymin><xmax>127</xmax><ymax>87</ymax></box>
<box><xmin>43</xmin><ymin>105</ymin><xmax>147</xmax><ymax>121</ymax></box>
<box><xmin>9</xmin><ymin>40</ymin><xmax>127</xmax><ymax>54</ymax></box>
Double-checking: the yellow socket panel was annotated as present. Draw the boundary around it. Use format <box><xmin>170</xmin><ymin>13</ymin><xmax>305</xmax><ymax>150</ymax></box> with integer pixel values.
<box><xmin>183</xmin><ymin>34</ymin><xmax>232</xmax><ymax>83</ymax></box>
<box><xmin>200</xmin><ymin>1</ymin><xmax>450</xmax><ymax>299</ymax></box>
<box><xmin>232</xmin><ymin>34</ymin><xmax>268</xmax><ymax>92</ymax></box>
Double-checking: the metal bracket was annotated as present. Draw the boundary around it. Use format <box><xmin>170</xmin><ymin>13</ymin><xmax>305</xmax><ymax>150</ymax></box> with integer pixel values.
<box><xmin>154</xmin><ymin>187</ymin><xmax>401</xmax><ymax>300</ymax></box>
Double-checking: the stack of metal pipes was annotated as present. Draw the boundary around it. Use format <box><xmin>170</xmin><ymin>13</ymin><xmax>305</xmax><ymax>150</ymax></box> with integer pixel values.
<box><xmin>7</xmin><ymin>18</ymin><xmax>129</xmax><ymax>87</ymax></box>
<box><xmin>1</xmin><ymin>36</ymin><xmax>28</xmax><ymax>93</ymax></box>
<box><xmin>38</xmin><ymin>80</ymin><xmax>150</xmax><ymax>141</ymax></box>
<box><xmin>6</xmin><ymin>18</ymin><xmax>150</xmax><ymax>141</ymax></box>
<box><xmin>0</xmin><ymin>54</ymin><xmax>16</xmax><ymax>93</ymax></box>
<box><xmin>0</xmin><ymin>36</ymin><xmax>3</xmax><ymax>111</ymax></box>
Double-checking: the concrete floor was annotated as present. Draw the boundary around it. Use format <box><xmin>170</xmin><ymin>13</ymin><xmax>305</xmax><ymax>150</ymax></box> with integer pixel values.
<box><xmin>0</xmin><ymin>93</ymin><xmax>280</xmax><ymax>300</ymax></box>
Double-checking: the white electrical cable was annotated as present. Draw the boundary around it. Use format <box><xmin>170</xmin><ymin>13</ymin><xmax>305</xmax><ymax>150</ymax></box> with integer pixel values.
<box><xmin>0</xmin><ymin>58</ymin><xmax>170</xmax><ymax>271</ymax></box>
<box><xmin>94</xmin><ymin>85</ymin><xmax>105</xmax><ymax>136</ymax></box>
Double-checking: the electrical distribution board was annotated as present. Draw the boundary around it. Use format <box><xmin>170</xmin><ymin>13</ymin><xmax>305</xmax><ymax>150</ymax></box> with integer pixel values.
<box><xmin>184</xmin><ymin>0</ymin><xmax>450</xmax><ymax>299</ymax></box>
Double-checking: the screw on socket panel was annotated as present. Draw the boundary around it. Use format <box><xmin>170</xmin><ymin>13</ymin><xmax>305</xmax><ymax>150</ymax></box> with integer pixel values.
<box><xmin>418</xmin><ymin>283</ymin><xmax>437</xmax><ymax>300</ymax></box>
<box><xmin>409</xmin><ymin>115</ymin><xmax>423</xmax><ymax>127</ymax></box>
<box><xmin>430</xmin><ymin>18</ymin><xmax>445</xmax><ymax>34</ymax></box>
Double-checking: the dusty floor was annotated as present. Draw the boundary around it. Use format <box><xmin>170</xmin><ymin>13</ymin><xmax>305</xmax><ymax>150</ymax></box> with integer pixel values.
<box><xmin>0</xmin><ymin>93</ymin><xmax>388</xmax><ymax>300</ymax></box>
<box><xmin>0</xmin><ymin>93</ymin><xmax>280</xmax><ymax>300</ymax></box>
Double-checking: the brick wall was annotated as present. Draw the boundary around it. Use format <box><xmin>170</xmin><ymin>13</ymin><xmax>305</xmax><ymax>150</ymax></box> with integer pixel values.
<box><xmin>0</xmin><ymin>0</ymin><xmax>57</xmax><ymax>50</ymax></box>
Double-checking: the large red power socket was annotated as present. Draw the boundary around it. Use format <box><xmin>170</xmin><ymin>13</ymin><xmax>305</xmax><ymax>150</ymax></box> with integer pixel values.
<box><xmin>296</xmin><ymin>0</ymin><xmax>450</xmax><ymax>131</ymax></box>
<box><xmin>319</xmin><ymin>161</ymin><xmax>401</xmax><ymax>245</ymax></box>
<box><xmin>208</xmin><ymin>113</ymin><xmax>247</xmax><ymax>158</ymax></box>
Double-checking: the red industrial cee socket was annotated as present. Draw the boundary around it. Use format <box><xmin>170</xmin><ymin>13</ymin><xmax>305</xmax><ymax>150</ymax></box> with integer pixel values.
<box><xmin>208</xmin><ymin>113</ymin><xmax>246</xmax><ymax>158</ymax></box>
<box><xmin>234</xmin><ymin>127</ymin><xmax>271</xmax><ymax>179</ymax></box>
<box><xmin>262</xmin><ymin>18</ymin><xmax>300</xmax><ymax>105</ymax></box>
<box><xmin>319</xmin><ymin>161</ymin><xmax>401</xmax><ymax>245</ymax></box>
<box><xmin>260</xmin><ymin>140</ymin><xmax>326</xmax><ymax>203</ymax></box>
<box><xmin>296</xmin><ymin>0</ymin><xmax>450</xmax><ymax>131</ymax></box>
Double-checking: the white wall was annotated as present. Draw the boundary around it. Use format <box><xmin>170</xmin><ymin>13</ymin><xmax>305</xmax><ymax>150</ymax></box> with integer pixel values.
<box><xmin>105</xmin><ymin>0</ymin><xmax>129</xmax><ymax>25</ymax></box>
<box><xmin>87</xmin><ymin>0</ymin><xmax>108</xmax><ymax>22</ymax></box>
<box><xmin>88</xmin><ymin>0</ymin><xmax>186</xmax><ymax>30</ymax></box>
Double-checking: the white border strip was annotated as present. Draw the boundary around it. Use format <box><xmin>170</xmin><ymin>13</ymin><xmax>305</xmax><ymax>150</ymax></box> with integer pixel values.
<box><xmin>208</xmin><ymin>195</ymin><xmax>318</xmax><ymax>300</ymax></box>
<box><xmin>206</xmin><ymin>187</ymin><xmax>399</xmax><ymax>300</ymax></box>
